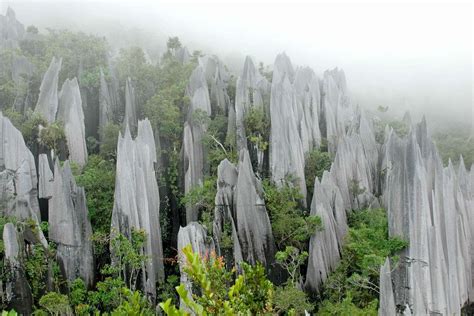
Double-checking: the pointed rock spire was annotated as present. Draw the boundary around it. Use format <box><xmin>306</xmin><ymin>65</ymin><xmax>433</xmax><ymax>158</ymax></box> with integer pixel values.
<box><xmin>35</xmin><ymin>56</ymin><xmax>62</xmax><ymax>123</ymax></box>
<box><xmin>58</xmin><ymin>77</ymin><xmax>88</xmax><ymax>167</ymax></box>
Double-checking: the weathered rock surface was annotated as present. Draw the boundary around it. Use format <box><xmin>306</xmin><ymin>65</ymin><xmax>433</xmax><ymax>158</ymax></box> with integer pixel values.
<box><xmin>35</xmin><ymin>56</ymin><xmax>62</xmax><ymax>123</ymax></box>
<box><xmin>0</xmin><ymin>7</ymin><xmax>25</xmax><ymax>49</ymax></box>
<box><xmin>49</xmin><ymin>160</ymin><xmax>94</xmax><ymax>286</ymax></box>
<box><xmin>123</xmin><ymin>77</ymin><xmax>137</xmax><ymax>132</ymax></box>
<box><xmin>305</xmin><ymin>177</ymin><xmax>342</xmax><ymax>293</ymax></box>
<box><xmin>58</xmin><ymin>78</ymin><xmax>88</xmax><ymax>167</ymax></box>
<box><xmin>2</xmin><ymin>222</ymin><xmax>33</xmax><ymax>315</ymax></box>
<box><xmin>213</xmin><ymin>159</ymin><xmax>243</xmax><ymax>265</ymax></box>
<box><xmin>38</xmin><ymin>154</ymin><xmax>53</xmax><ymax>199</ymax></box>
<box><xmin>379</xmin><ymin>258</ymin><xmax>396</xmax><ymax>316</ymax></box>
<box><xmin>177</xmin><ymin>222</ymin><xmax>215</xmax><ymax>308</ymax></box>
<box><xmin>99</xmin><ymin>68</ymin><xmax>113</xmax><ymax>137</ymax></box>
<box><xmin>111</xmin><ymin>119</ymin><xmax>164</xmax><ymax>298</ymax></box>
<box><xmin>269</xmin><ymin>53</ymin><xmax>306</xmax><ymax>200</ymax></box>
<box><xmin>183</xmin><ymin>65</ymin><xmax>211</xmax><ymax>223</ymax></box>
<box><xmin>199</xmin><ymin>55</ymin><xmax>231</xmax><ymax>113</ymax></box>
<box><xmin>234</xmin><ymin>149</ymin><xmax>275</xmax><ymax>267</ymax></box>
<box><xmin>321</xmin><ymin>68</ymin><xmax>354</xmax><ymax>154</ymax></box>
<box><xmin>234</xmin><ymin>56</ymin><xmax>270</xmax><ymax>152</ymax></box>
<box><xmin>381</xmin><ymin>119</ymin><xmax>473</xmax><ymax>315</ymax></box>
<box><xmin>0</xmin><ymin>112</ymin><xmax>42</xmax><ymax>224</ymax></box>
<box><xmin>11</xmin><ymin>55</ymin><xmax>35</xmax><ymax>112</ymax></box>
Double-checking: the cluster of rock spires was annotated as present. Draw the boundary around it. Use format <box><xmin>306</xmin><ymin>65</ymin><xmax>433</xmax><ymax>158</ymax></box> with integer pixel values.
<box><xmin>380</xmin><ymin>119</ymin><xmax>473</xmax><ymax>314</ymax></box>
<box><xmin>1</xmin><ymin>8</ymin><xmax>473</xmax><ymax>313</ymax></box>
<box><xmin>111</xmin><ymin>120</ymin><xmax>164</xmax><ymax>299</ymax></box>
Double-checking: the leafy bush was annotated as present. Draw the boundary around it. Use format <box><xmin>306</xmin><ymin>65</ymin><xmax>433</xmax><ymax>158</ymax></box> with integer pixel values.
<box><xmin>160</xmin><ymin>245</ymin><xmax>274</xmax><ymax>315</ymax></box>
<box><xmin>319</xmin><ymin>208</ymin><xmax>408</xmax><ymax>311</ymax></box>
<box><xmin>38</xmin><ymin>292</ymin><xmax>71</xmax><ymax>316</ymax></box>
<box><xmin>244</xmin><ymin>107</ymin><xmax>270</xmax><ymax>151</ymax></box>
<box><xmin>305</xmin><ymin>149</ymin><xmax>332</xmax><ymax>200</ymax></box>
<box><xmin>263</xmin><ymin>180</ymin><xmax>322</xmax><ymax>249</ymax></box>
<box><xmin>181</xmin><ymin>177</ymin><xmax>217</xmax><ymax>232</ymax></box>
<box><xmin>274</xmin><ymin>285</ymin><xmax>314</xmax><ymax>315</ymax></box>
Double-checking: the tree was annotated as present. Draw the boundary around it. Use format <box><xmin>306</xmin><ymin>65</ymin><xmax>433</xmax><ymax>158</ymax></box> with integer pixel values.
<box><xmin>263</xmin><ymin>180</ymin><xmax>322</xmax><ymax>249</ymax></box>
<box><xmin>160</xmin><ymin>245</ymin><xmax>274</xmax><ymax>315</ymax></box>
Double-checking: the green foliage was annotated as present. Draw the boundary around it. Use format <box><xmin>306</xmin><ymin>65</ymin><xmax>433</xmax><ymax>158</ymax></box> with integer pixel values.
<box><xmin>319</xmin><ymin>208</ymin><xmax>408</xmax><ymax>311</ymax></box>
<box><xmin>87</xmin><ymin>277</ymin><xmax>127</xmax><ymax>313</ymax></box>
<box><xmin>107</xmin><ymin>229</ymin><xmax>149</xmax><ymax>291</ymax></box>
<box><xmin>263</xmin><ymin>180</ymin><xmax>322</xmax><ymax>249</ymax></box>
<box><xmin>99</xmin><ymin>123</ymin><xmax>121</xmax><ymax>159</ymax></box>
<box><xmin>38</xmin><ymin>292</ymin><xmax>71</xmax><ymax>316</ymax></box>
<box><xmin>21</xmin><ymin>29</ymin><xmax>109</xmax><ymax>90</ymax></box>
<box><xmin>116</xmin><ymin>46</ymin><xmax>159</xmax><ymax>108</ymax></box>
<box><xmin>157</xmin><ymin>274</ymin><xmax>180</xmax><ymax>306</ymax></box>
<box><xmin>75</xmin><ymin>155</ymin><xmax>115</xmax><ymax>234</ymax></box>
<box><xmin>110</xmin><ymin>287</ymin><xmax>154</xmax><ymax>316</ymax></box>
<box><xmin>374</xmin><ymin>118</ymin><xmax>409</xmax><ymax>144</ymax></box>
<box><xmin>2</xmin><ymin>108</ymin><xmax>47</xmax><ymax>147</ymax></box>
<box><xmin>433</xmin><ymin>126</ymin><xmax>474</xmax><ymax>167</ymax></box>
<box><xmin>304</xmin><ymin>149</ymin><xmax>332</xmax><ymax>198</ymax></box>
<box><xmin>244</xmin><ymin>107</ymin><xmax>270</xmax><ymax>151</ymax></box>
<box><xmin>181</xmin><ymin>178</ymin><xmax>216</xmax><ymax>232</ymax></box>
<box><xmin>160</xmin><ymin>245</ymin><xmax>274</xmax><ymax>315</ymax></box>
<box><xmin>143</xmin><ymin>91</ymin><xmax>182</xmax><ymax>143</ymax></box>
<box><xmin>275</xmin><ymin>246</ymin><xmax>308</xmax><ymax>286</ymax></box>
<box><xmin>274</xmin><ymin>285</ymin><xmax>314</xmax><ymax>315</ymax></box>
<box><xmin>1</xmin><ymin>311</ymin><xmax>18</xmax><ymax>316</ymax></box>
<box><xmin>317</xmin><ymin>294</ymin><xmax>378</xmax><ymax>316</ymax></box>
<box><xmin>38</xmin><ymin>121</ymin><xmax>67</xmax><ymax>153</ymax></box>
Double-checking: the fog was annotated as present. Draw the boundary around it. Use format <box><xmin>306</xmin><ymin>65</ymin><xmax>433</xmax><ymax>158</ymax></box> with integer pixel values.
<box><xmin>2</xmin><ymin>0</ymin><xmax>472</xmax><ymax>126</ymax></box>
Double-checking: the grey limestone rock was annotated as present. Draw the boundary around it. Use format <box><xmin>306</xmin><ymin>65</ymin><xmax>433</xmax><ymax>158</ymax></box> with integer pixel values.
<box><xmin>111</xmin><ymin>119</ymin><xmax>164</xmax><ymax>298</ymax></box>
<box><xmin>58</xmin><ymin>77</ymin><xmax>88</xmax><ymax>167</ymax></box>
<box><xmin>2</xmin><ymin>222</ymin><xmax>33</xmax><ymax>315</ymax></box>
<box><xmin>0</xmin><ymin>7</ymin><xmax>25</xmax><ymax>49</ymax></box>
<box><xmin>379</xmin><ymin>258</ymin><xmax>396</xmax><ymax>316</ymax></box>
<box><xmin>234</xmin><ymin>149</ymin><xmax>275</xmax><ymax>267</ymax></box>
<box><xmin>38</xmin><ymin>154</ymin><xmax>53</xmax><ymax>199</ymax></box>
<box><xmin>0</xmin><ymin>112</ymin><xmax>43</xmax><ymax>229</ymax></box>
<box><xmin>123</xmin><ymin>77</ymin><xmax>137</xmax><ymax>132</ymax></box>
<box><xmin>35</xmin><ymin>56</ymin><xmax>62</xmax><ymax>123</ymax></box>
<box><xmin>269</xmin><ymin>53</ymin><xmax>306</xmax><ymax>201</ymax></box>
<box><xmin>99</xmin><ymin>68</ymin><xmax>113</xmax><ymax>138</ymax></box>
<box><xmin>49</xmin><ymin>160</ymin><xmax>94</xmax><ymax>287</ymax></box>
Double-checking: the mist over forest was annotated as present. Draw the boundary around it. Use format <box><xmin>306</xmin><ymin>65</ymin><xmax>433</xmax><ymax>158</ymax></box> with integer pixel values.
<box><xmin>3</xmin><ymin>1</ymin><xmax>472</xmax><ymax>126</ymax></box>
<box><xmin>0</xmin><ymin>1</ymin><xmax>473</xmax><ymax>315</ymax></box>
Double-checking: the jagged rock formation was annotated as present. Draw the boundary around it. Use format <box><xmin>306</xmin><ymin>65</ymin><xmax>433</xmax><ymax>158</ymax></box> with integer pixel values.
<box><xmin>35</xmin><ymin>56</ymin><xmax>62</xmax><ymax>123</ymax></box>
<box><xmin>305</xmin><ymin>173</ymin><xmax>347</xmax><ymax>293</ymax></box>
<box><xmin>213</xmin><ymin>159</ymin><xmax>243</xmax><ymax>265</ymax></box>
<box><xmin>58</xmin><ymin>78</ymin><xmax>88</xmax><ymax>167</ymax></box>
<box><xmin>38</xmin><ymin>154</ymin><xmax>53</xmax><ymax>199</ymax></box>
<box><xmin>235</xmin><ymin>149</ymin><xmax>275</xmax><ymax>267</ymax></box>
<box><xmin>234</xmin><ymin>56</ymin><xmax>270</xmax><ymax>148</ymax></box>
<box><xmin>199</xmin><ymin>55</ymin><xmax>231</xmax><ymax>114</ymax></box>
<box><xmin>0</xmin><ymin>112</ymin><xmax>43</xmax><ymax>224</ymax></box>
<box><xmin>183</xmin><ymin>64</ymin><xmax>211</xmax><ymax>223</ymax></box>
<box><xmin>213</xmin><ymin>149</ymin><xmax>275</xmax><ymax>269</ymax></box>
<box><xmin>177</xmin><ymin>222</ymin><xmax>215</xmax><ymax>307</ymax></box>
<box><xmin>269</xmin><ymin>53</ymin><xmax>306</xmax><ymax>200</ymax></box>
<box><xmin>49</xmin><ymin>160</ymin><xmax>94</xmax><ymax>286</ymax></box>
<box><xmin>2</xmin><ymin>223</ymin><xmax>33</xmax><ymax>315</ymax></box>
<box><xmin>111</xmin><ymin>119</ymin><xmax>164</xmax><ymax>298</ymax></box>
<box><xmin>174</xmin><ymin>46</ymin><xmax>190</xmax><ymax>64</ymax></box>
<box><xmin>0</xmin><ymin>7</ymin><xmax>25</xmax><ymax>49</ymax></box>
<box><xmin>379</xmin><ymin>258</ymin><xmax>396</xmax><ymax>316</ymax></box>
<box><xmin>11</xmin><ymin>55</ymin><xmax>35</xmax><ymax>112</ymax></box>
<box><xmin>293</xmin><ymin>67</ymin><xmax>322</xmax><ymax>152</ymax></box>
<box><xmin>99</xmin><ymin>68</ymin><xmax>113</xmax><ymax>137</ymax></box>
<box><xmin>123</xmin><ymin>77</ymin><xmax>137</xmax><ymax>132</ymax></box>
<box><xmin>321</xmin><ymin>68</ymin><xmax>355</xmax><ymax>154</ymax></box>
<box><xmin>380</xmin><ymin>118</ymin><xmax>473</xmax><ymax>314</ymax></box>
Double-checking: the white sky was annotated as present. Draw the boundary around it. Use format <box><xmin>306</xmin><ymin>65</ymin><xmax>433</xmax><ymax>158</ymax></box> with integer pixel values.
<box><xmin>1</xmin><ymin>0</ymin><xmax>473</xmax><ymax>124</ymax></box>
